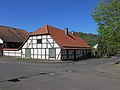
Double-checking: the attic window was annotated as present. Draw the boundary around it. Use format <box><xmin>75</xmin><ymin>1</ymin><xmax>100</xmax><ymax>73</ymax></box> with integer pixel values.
<box><xmin>37</xmin><ymin>39</ymin><xmax>42</xmax><ymax>44</ymax></box>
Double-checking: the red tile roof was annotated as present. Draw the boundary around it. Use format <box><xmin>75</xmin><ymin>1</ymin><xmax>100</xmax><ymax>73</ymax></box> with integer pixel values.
<box><xmin>0</xmin><ymin>26</ymin><xmax>29</xmax><ymax>43</ymax></box>
<box><xmin>31</xmin><ymin>25</ymin><xmax>49</xmax><ymax>35</ymax></box>
<box><xmin>31</xmin><ymin>25</ymin><xmax>91</xmax><ymax>49</ymax></box>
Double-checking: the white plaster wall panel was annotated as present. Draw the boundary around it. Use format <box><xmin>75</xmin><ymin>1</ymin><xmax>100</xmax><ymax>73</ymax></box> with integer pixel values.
<box><xmin>6</xmin><ymin>52</ymin><xmax>9</xmax><ymax>56</ymax></box>
<box><xmin>33</xmin><ymin>44</ymin><xmax>36</xmax><ymax>48</ymax></box>
<box><xmin>57</xmin><ymin>54</ymin><xmax>61</xmax><ymax>60</ymax></box>
<box><xmin>0</xmin><ymin>38</ymin><xmax>3</xmax><ymax>43</ymax></box>
<box><xmin>42</xmin><ymin>39</ymin><xmax>46</xmax><ymax>43</ymax></box>
<box><xmin>48</xmin><ymin>44</ymin><xmax>52</xmax><ymax>48</ymax></box>
<box><xmin>22</xmin><ymin>55</ymin><xmax>23</xmax><ymax>58</ymax></box>
<box><xmin>38</xmin><ymin>55</ymin><xmax>41</xmax><ymax>59</ymax></box>
<box><xmin>8</xmin><ymin>51</ymin><xmax>11</xmax><ymax>53</ymax></box>
<box><xmin>22</xmin><ymin>43</ymin><xmax>26</xmax><ymax>48</ymax></box>
<box><xmin>42</xmin><ymin>35</ymin><xmax>46</xmax><ymax>39</ymax></box>
<box><xmin>48</xmin><ymin>39</ymin><xmax>53</xmax><ymax>43</ymax></box>
<box><xmin>33</xmin><ymin>40</ymin><xmax>37</xmax><ymax>43</ymax></box>
<box><xmin>16</xmin><ymin>50</ymin><xmax>21</xmax><ymax>53</ymax></box>
<box><xmin>46</xmin><ymin>55</ymin><xmax>48</xmax><ymax>59</ymax></box>
<box><xmin>4</xmin><ymin>50</ymin><xmax>21</xmax><ymax>57</ymax></box>
<box><xmin>16</xmin><ymin>54</ymin><xmax>21</xmax><ymax>57</ymax></box>
<box><xmin>29</xmin><ymin>37</ymin><xmax>32</xmax><ymax>39</ymax></box>
<box><xmin>34</xmin><ymin>49</ymin><xmax>37</xmax><ymax>54</ymax></box>
<box><xmin>3</xmin><ymin>51</ymin><xmax>7</xmax><ymax>53</ymax></box>
<box><xmin>23</xmin><ymin>55</ymin><xmax>25</xmax><ymax>58</ymax></box>
<box><xmin>54</xmin><ymin>43</ymin><xmax>59</xmax><ymax>48</ymax></box>
<box><xmin>47</xmin><ymin>35</ymin><xmax>51</xmax><ymax>38</ymax></box>
<box><xmin>56</xmin><ymin>48</ymin><xmax>60</xmax><ymax>54</ymax></box>
<box><xmin>37</xmin><ymin>36</ymin><xmax>41</xmax><ymax>39</ymax></box>
<box><xmin>38</xmin><ymin>49</ymin><xmax>41</xmax><ymax>54</ymax></box>
<box><xmin>31</xmin><ymin>55</ymin><xmax>33</xmax><ymax>58</ymax></box>
<box><xmin>42</xmin><ymin>49</ymin><xmax>45</xmax><ymax>54</ymax></box>
<box><xmin>27</xmin><ymin>40</ymin><xmax>31</xmax><ymax>43</ymax></box>
<box><xmin>34</xmin><ymin>55</ymin><xmax>37</xmax><ymax>59</ymax></box>
<box><xmin>31</xmin><ymin>49</ymin><xmax>33</xmax><ymax>54</ymax></box>
<box><xmin>42</xmin><ymin>44</ymin><xmax>46</xmax><ymax>48</ymax></box>
<box><xmin>42</xmin><ymin>55</ymin><xmax>45</xmax><ymax>59</ymax></box>
<box><xmin>15</xmin><ymin>52</ymin><xmax>21</xmax><ymax>54</ymax></box>
<box><xmin>22</xmin><ymin>54</ymin><xmax>25</xmax><ymax>58</ymax></box>
<box><xmin>33</xmin><ymin>36</ymin><xmax>36</xmax><ymax>39</ymax></box>
<box><xmin>22</xmin><ymin>49</ymin><xmax>25</xmax><ymax>54</ymax></box>
<box><xmin>28</xmin><ymin>44</ymin><xmax>32</xmax><ymax>48</ymax></box>
<box><xmin>38</xmin><ymin>44</ymin><xmax>41</xmax><ymax>48</ymax></box>
<box><xmin>46</xmin><ymin>49</ymin><xmax>49</xmax><ymax>54</ymax></box>
<box><xmin>9</xmin><ymin>53</ymin><xmax>14</xmax><ymax>56</ymax></box>
<box><xmin>56</xmin><ymin>54</ymin><xmax>59</xmax><ymax>60</ymax></box>
<box><xmin>49</xmin><ymin>58</ymin><xmax>55</xmax><ymax>60</ymax></box>
<box><xmin>3</xmin><ymin>52</ymin><xmax>8</xmax><ymax>56</ymax></box>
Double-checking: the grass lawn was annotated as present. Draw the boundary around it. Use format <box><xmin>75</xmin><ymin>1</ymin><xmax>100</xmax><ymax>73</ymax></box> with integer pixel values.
<box><xmin>113</xmin><ymin>64</ymin><xmax>120</xmax><ymax>68</ymax></box>
<box><xmin>14</xmin><ymin>58</ymin><xmax>32</xmax><ymax>60</ymax></box>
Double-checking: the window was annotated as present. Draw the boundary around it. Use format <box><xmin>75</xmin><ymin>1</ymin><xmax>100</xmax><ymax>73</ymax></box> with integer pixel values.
<box><xmin>49</xmin><ymin>48</ymin><xmax>56</xmax><ymax>58</ymax></box>
<box><xmin>25</xmin><ymin>49</ymin><xmax>31</xmax><ymax>58</ymax></box>
<box><xmin>37</xmin><ymin>39</ymin><xmax>42</xmax><ymax>44</ymax></box>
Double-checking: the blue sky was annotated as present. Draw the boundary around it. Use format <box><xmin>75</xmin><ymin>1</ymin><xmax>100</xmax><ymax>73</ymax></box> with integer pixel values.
<box><xmin>0</xmin><ymin>0</ymin><xmax>100</xmax><ymax>34</ymax></box>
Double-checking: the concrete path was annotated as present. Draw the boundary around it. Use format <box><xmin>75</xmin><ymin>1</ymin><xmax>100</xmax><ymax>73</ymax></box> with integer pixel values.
<box><xmin>95</xmin><ymin>60</ymin><xmax>120</xmax><ymax>78</ymax></box>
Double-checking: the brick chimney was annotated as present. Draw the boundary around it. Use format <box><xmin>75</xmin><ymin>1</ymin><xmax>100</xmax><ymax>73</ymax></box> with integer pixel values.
<box><xmin>64</xmin><ymin>28</ymin><xmax>68</xmax><ymax>35</ymax></box>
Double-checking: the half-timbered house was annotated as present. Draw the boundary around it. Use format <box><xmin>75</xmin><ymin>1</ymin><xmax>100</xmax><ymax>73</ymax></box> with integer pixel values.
<box><xmin>3</xmin><ymin>25</ymin><xmax>91</xmax><ymax>60</ymax></box>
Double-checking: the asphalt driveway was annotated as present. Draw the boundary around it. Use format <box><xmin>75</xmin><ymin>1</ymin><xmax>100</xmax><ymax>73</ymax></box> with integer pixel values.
<box><xmin>0</xmin><ymin>57</ymin><xmax>120</xmax><ymax>90</ymax></box>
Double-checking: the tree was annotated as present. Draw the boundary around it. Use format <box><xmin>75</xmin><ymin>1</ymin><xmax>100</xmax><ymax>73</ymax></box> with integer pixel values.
<box><xmin>75</xmin><ymin>32</ymin><xmax>99</xmax><ymax>46</ymax></box>
<box><xmin>92</xmin><ymin>0</ymin><xmax>120</xmax><ymax>56</ymax></box>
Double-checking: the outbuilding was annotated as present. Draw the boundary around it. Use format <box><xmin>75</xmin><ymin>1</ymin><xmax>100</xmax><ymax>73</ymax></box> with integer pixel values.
<box><xmin>0</xmin><ymin>26</ymin><xmax>29</xmax><ymax>56</ymax></box>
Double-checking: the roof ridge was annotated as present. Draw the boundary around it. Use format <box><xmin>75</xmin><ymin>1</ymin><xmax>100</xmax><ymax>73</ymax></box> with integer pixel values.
<box><xmin>0</xmin><ymin>25</ymin><xmax>26</xmax><ymax>31</ymax></box>
<box><xmin>20</xmin><ymin>30</ymin><xmax>29</xmax><ymax>37</ymax></box>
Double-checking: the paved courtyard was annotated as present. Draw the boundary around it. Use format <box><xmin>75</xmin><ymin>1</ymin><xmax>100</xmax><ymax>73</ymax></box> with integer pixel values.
<box><xmin>0</xmin><ymin>57</ymin><xmax>120</xmax><ymax>90</ymax></box>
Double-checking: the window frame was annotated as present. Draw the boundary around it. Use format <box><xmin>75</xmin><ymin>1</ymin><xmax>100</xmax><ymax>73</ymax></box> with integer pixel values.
<box><xmin>49</xmin><ymin>48</ymin><xmax>56</xmax><ymax>58</ymax></box>
<box><xmin>37</xmin><ymin>39</ymin><xmax>42</xmax><ymax>44</ymax></box>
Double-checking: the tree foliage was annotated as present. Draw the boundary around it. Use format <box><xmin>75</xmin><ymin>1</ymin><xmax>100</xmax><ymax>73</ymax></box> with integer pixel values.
<box><xmin>92</xmin><ymin>0</ymin><xmax>120</xmax><ymax>56</ymax></box>
<box><xmin>75</xmin><ymin>32</ymin><xmax>99</xmax><ymax>46</ymax></box>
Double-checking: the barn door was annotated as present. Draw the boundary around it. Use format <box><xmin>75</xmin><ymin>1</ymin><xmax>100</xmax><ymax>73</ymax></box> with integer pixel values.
<box><xmin>25</xmin><ymin>49</ymin><xmax>31</xmax><ymax>58</ymax></box>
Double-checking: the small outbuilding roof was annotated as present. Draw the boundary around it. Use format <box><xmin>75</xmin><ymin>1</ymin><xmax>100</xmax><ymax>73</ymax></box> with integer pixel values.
<box><xmin>0</xmin><ymin>26</ymin><xmax>29</xmax><ymax>43</ymax></box>
<box><xmin>31</xmin><ymin>25</ymin><xmax>91</xmax><ymax>49</ymax></box>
